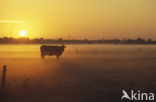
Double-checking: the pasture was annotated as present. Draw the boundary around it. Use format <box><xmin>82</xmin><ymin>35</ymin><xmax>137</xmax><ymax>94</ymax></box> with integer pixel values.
<box><xmin>0</xmin><ymin>44</ymin><xmax>156</xmax><ymax>102</ymax></box>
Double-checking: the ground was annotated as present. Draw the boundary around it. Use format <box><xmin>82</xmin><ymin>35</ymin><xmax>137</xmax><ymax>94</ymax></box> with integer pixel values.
<box><xmin>0</xmin><ymin>45</ymin><xmax>156</xmax><ymax>102</ymax></box>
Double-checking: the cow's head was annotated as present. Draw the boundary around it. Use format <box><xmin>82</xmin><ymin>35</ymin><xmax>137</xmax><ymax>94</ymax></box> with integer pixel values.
<box><xmin>61</xmin><ymin>45</ymin><xmax>66</xmax><ymax>48</ymax></box>
<box><xmin>60</xmin><ymin>45</ymin><xmax>66</xmax><ymax>51</ymax></box>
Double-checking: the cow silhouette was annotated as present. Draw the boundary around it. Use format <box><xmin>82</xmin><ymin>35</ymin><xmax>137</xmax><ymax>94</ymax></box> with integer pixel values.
<box><xmin>40</xmin><ymin>45</ymin><xmax>66</xmax><ymax>59</ymax></box>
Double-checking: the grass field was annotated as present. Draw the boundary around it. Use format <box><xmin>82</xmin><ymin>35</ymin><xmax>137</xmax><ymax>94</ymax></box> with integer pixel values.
<box><xmin>0</xmin><ymin>44</ymin><xmax>156</xmax><ymax>102</ymax></box>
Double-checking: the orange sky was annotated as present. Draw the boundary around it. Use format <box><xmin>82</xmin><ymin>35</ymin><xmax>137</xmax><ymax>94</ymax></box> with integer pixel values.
<box><xmin>0</xmin><ymin>0</ymin><xmax>156</xmax><ymax>39</ymax></box>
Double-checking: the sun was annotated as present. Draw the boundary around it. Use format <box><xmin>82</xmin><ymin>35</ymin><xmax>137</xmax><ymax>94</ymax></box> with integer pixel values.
<box><xmin>19</xmin><ymin>30</ymin><xmax>27</xmax><ymax>37</ymax></box>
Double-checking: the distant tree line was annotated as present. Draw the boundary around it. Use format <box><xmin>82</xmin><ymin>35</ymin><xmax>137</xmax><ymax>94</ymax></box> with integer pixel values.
<box><xmin>0</xmin><ymin>37</ymin><xmax>156</xmax><ymax>44</ymax></box>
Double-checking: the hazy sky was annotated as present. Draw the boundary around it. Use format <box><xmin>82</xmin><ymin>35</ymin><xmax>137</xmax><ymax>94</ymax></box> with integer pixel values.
<box><xmin>0</xmin><ymin>0</ymin><xmax>156</xmax><ymax>39</ymax></box>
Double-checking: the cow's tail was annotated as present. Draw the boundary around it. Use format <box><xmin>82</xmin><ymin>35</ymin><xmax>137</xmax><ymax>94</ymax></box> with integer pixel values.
<box><xmin>40</xmin><ymin>45</ymin><xmax>45</xmax><ymax>59</ymax></box>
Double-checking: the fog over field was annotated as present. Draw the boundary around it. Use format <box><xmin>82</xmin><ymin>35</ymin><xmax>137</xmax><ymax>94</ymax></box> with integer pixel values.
<box><xmin>0</xmin><ymin>44</ymin><xmax>156</xmax><ymax>102</ymax></box>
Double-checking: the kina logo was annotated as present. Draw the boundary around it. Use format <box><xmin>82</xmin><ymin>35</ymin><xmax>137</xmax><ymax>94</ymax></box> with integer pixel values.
<box><xmin>121</xmin><ymin>90</ymin><xmax>154</xmax><ymax>101</ymax></box>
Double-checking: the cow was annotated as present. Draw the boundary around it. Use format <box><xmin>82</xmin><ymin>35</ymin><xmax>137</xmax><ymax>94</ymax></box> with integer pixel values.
<box><xmin>40</xmin><ymin>45</ymin><xmax>66</xmax><ymax>59</ymax></box>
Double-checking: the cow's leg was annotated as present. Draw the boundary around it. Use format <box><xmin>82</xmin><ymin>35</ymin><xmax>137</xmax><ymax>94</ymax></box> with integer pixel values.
<box><xmin>56</xmin><ymin>55</ymin><xmax>60</xmax><ymax>60</ymax></box>
<box><xmin>41</xmin><ymin>53</ymin><xmax>45</xmax><ymax>59</ymax></box>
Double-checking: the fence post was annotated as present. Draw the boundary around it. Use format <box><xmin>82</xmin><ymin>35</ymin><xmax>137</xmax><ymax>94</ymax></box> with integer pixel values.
<box><xmin>1</xmin><ymin>65</ymin><xmax>7</xmax><ymax>91</ymax></box>
<box><xmin>0</xmin><ymin>65</ymin><xmax>7</xmax><ymax>102</ymax></box>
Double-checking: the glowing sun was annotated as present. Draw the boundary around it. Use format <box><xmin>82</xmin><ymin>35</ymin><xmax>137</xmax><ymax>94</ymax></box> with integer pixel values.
<box><xmin>19</xmin><ymin>30</ymin><xmax>27</xmax><ymax>37</ymax></box>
